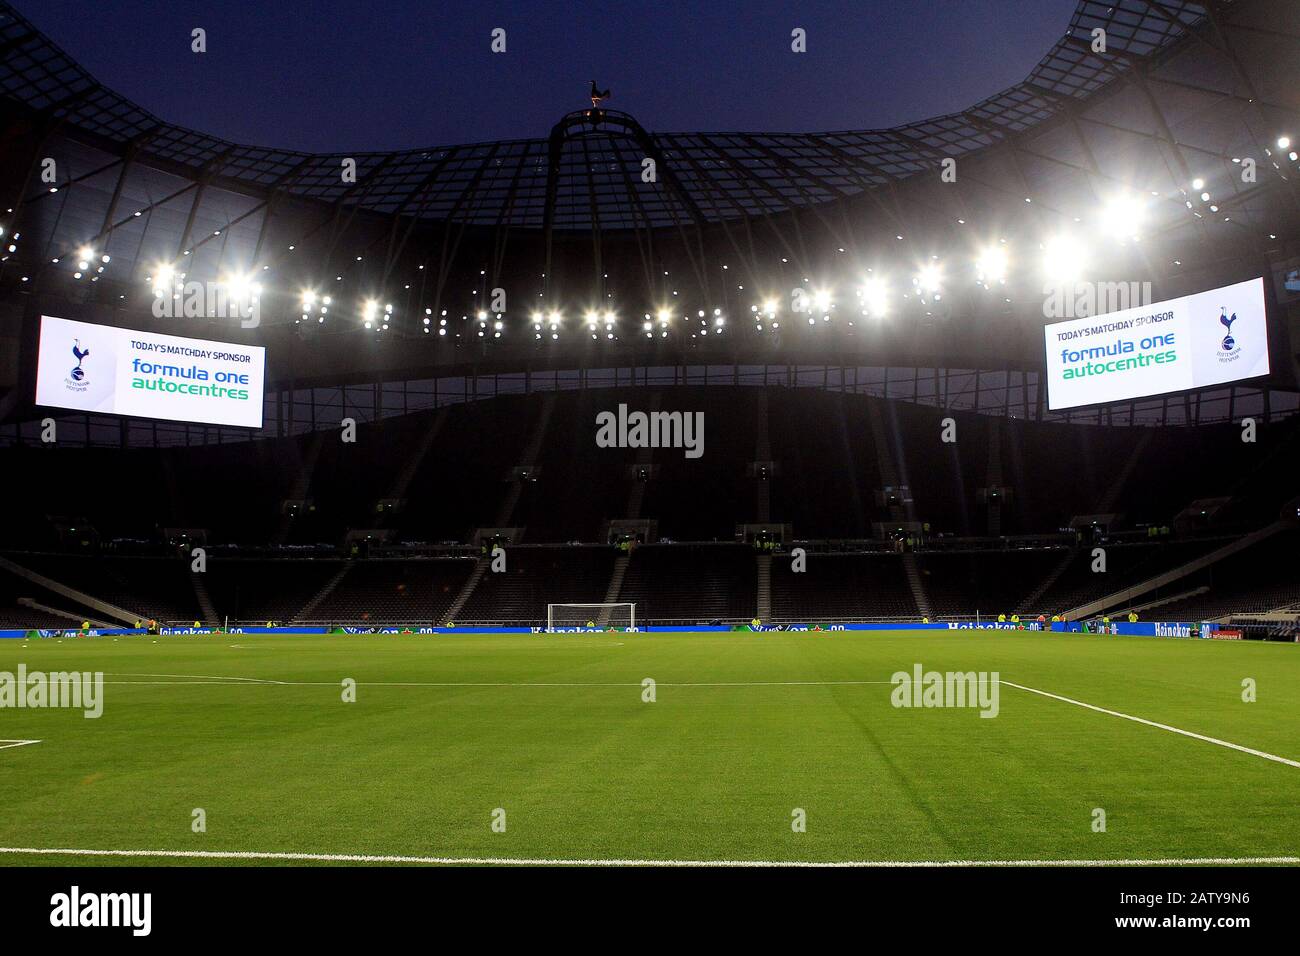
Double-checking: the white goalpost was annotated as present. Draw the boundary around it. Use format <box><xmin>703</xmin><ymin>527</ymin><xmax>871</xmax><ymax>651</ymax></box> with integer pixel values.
<box><xmin>546</xmin><ymin>603</ymin><xmax>637</xmax><ymax>632</ymax></box>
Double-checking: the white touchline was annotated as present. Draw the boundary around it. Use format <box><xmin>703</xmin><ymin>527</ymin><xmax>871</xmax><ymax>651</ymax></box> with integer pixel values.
<box><xmin>1001</xmin><ymin>680</ymin><xmax>1300</xmax><ymax>770</ymax></box>
<box><xmin>0</xmin><ymin>847</ymin><xmax>1294</xmax><ymax>867</ymax></box>
<box><xmin>0</xmin><ymin>740</ymin><xmax>42</xmax><ymax>752</ymax></box>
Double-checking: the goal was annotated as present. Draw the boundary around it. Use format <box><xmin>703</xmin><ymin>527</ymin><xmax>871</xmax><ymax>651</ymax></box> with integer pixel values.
<box><xmin>546</xmin><ymin>602</ymin><xmax>636</xmax><ymax>632</ymax></box>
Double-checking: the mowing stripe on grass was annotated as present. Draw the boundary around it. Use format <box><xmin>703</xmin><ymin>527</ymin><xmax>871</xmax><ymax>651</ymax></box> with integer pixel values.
<box><xmin>1001</xmin><ymin>680</ymin><xmax>1300</xmax><ymax>769</ymax></box>
<box><xmin>0</xmin><ymin>847</ymin><xmax>1296</xmax><ymax>866</ymax></box>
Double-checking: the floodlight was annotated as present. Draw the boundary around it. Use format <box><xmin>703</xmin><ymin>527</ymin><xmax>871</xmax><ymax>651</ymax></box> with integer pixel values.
<box><xmin>1099</xmin><ymin>193</ymin><xmax>1145</xmax><ymax>240</ymax></box>
<box><xmin>1041</xmin><ymin>235</ymin><xmax>1088</xmax><ymax>279</ymax></box>
<box><xmin>975</xmin><ymin>247</ymin><xmax>1008</xmax><ymax>283</ymax></box>
<box><xmin>152</xmin><ymin>263</ymin><xmax>175</xmax><ymax>295</ymax></box>
<box><xmin>860</xmin><ymin>276</ymin><xmax>889</xmax><ymax>315</ymax></box>
<box><xmin>915</xmin><ymin>263</ymin><xmax>942</xmax><ymax>295</ymax></box>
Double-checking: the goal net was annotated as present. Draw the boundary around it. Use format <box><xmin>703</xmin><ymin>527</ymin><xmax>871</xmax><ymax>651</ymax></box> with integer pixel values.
<box><xmin>546</xmin><ymin>603</ymin><xmax>636</xmax><ymax>632</ymax></box>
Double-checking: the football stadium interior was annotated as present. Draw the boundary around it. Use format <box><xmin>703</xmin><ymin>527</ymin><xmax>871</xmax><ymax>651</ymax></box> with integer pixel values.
<box><xmin>0</xmin><ymin>0</ymin><xmax>1299</xmax><ymax>871</ymax></box>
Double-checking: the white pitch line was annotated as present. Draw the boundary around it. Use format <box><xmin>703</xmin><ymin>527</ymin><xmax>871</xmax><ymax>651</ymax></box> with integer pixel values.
<box><xmin>107</xmin><ymin>672</ymin><xmax>288</xmax><ymax>684</ymax></box>
<box><xmin>0</xmin><ymin>740</ymin><xmax>42</xmax><ymax>752</ymax></box>
<box><xmin>0</xmin><ymin>847</ymin><xmax>1294</xmax><ymax>867</ymax></box>
<box><xmin>1001</xmin><ymin>680</ymin><xmax>1300</xmax><ymax>770</ymax></box>
<box><xmin>102</xmin><ymin>673</ymin><xmax>898</xmax><ymax>688</ymax></box>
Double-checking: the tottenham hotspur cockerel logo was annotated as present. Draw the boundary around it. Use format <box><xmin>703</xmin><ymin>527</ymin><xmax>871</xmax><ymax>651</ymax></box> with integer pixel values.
<box><xmin>1218</xmin><ymin>307</ymin><xmax>1238</xmax><ymax>351</ymax></box>
<box><xmin>70</xmin><ymin>338</ymin><xmax>90</xmax><ymax>382</ymax></box>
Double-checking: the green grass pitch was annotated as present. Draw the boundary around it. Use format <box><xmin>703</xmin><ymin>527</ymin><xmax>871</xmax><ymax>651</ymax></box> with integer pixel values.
<box><xmin>0</xmin><ymin>630</ymin><xmax>1297</xmax><ymax>866</ymax></box>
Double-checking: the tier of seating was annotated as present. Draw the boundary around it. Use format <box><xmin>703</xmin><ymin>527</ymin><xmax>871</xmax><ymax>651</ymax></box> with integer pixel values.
<box><xmin>4</xmin><ymin>387</ymin><xmax>1295</xmax><ymax>551</ymax></box>
<box><xmin>1141</xmin><ymin>531</ymin><xmax>1300</xmax><ymax>620</ymax></box>
<box><xmin>2</xmin><ymin>386</ymin><xmax>1295</xmax><ymax>629</ymax></box>
<box><xmin>919</xmin><ymin>550</ymin><xmax>1058</xmax><ymax>619</ymax></box>
<box><xmin>8</xmin><ymin>554</ymin><xmax>200</xmax><ymax>623</ymax></box>
<box><xmin>771</xmin><ymin>553</ymin><xmax>916</xmax><ymax>620</ymax></box>
<box><xmin>1029</xmin><ymin>537</ymin><xmax>1233</xmax><ymax>615</ymax></box>
<box><xmin>619</xmin><ymin>545</ymin><xmax>757</xmax><ymax>623</ymax></box>
<box><xmin>457</xmin><ymin>547</ymin><xmax>616</xmax><ymax>624</ymax></box>
<box><xmin>204</xmin><ymin>558</ymin><xmax>345</xmax><ymax>623</ymax></box>
<box><xmin>1</xmin><ymin>529</ymin><xmax>1294</xmax><ymax>626</ymax></box>
<box><xmin>307</xmin><ymin>558</ymin><xmax>474</xmax><ymax>624</ymax></box>
<box><xmin>0</xmin><ymin>568</ymin><xmax>89</xmax><ymax>627</ymax></box>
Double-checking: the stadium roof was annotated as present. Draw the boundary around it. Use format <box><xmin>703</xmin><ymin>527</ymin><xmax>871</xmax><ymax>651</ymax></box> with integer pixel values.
<box><xmin>0</xmin><ymin>0</ymin><xmax>1234</xmax><ymax>229</ymax></box>
<box><xmin>0</xmin><ymin>0</ymin><xmax>1297</xmax><ymax>415</ymax></box>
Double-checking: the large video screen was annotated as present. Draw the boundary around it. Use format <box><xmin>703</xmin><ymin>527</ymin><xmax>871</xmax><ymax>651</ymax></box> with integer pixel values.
<box><xmin>1043</xmin><ymin>276</ymin><xmax>1270</xmax><ymax>411</ymax></box>
<box><xmin>35</xmin><ymin>315</ymin><xmax>266</xmax><ymax>428</ymax></box>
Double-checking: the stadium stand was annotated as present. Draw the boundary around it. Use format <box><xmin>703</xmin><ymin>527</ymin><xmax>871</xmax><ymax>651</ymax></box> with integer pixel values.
<box><xmin>1027</xmin><ymin>537</ymin><xmax>1235</xmax><ymax>617</ymax></box>
<box><xmin>0</xmin><ymin>564</ymin><xmax>98</xmax><ymax>627</ymax></box>
<box><xmin>3</xmin><ymin>553</ymin><xmax>199</xmax><ymax>623</ymax></box>
<box><xmin>305</xmin><ymin>558</ymin><xmax>474</xmax><ymax>625</ymax></box>
<box><xmin>1138</xmin><ymin>531</ymin><xmax>1300</xmax><ymax>621</ymax></box>
<box><xmin>457</xmin><ymin>547</ymin><xmax>617</xmax><ymax>624</ymax></box>
<box><xmin>204</xmin><ymin>558</ymin><xmax>347</xmax><ymax>624</ymax></box>
<box><xmin>619</xmin><ymin>544</ymin><xmax>758</xmax><ymax>624</ymax></box>
<box><xmin>771</xmin><ymin>552</ymin><xmax>916</xmax><ymax>621</ymax></box>
<box><xmin>919</xmin><ymin>549</ymin><xmax>1058</xmax><ymax>620</ymax></box>
<box><xmin>512</xmin><ymin>388</ymin><xmax>642</xmax><ymax>542</ymax></box>
<box><xmin>0</xmin><ymin>378</ymin><xmax>1296</xmax><ymax>626</ymax></box>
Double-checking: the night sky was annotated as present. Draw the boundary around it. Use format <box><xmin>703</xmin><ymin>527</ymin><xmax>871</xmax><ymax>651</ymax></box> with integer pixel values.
<box><xmin>25</xmin><ymin>0</ymin><xmax>1077</xmax><ymax>151</ymax></box>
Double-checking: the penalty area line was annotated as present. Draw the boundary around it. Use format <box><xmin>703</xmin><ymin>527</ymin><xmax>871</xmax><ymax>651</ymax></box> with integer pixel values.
<box><xmin>0</xmin><ymin>740</ymin><xmax>42</xmax><ymax>752</ymax></box>
<box><xmin>0</xmin><ymin>847</ymin><xmax>1294</xmax><ymax>867</ymax></box>
<box><xmin>1000</xmin><ymin>680</ymin><xmax>1300</xmax><ymax>770</ymax></box>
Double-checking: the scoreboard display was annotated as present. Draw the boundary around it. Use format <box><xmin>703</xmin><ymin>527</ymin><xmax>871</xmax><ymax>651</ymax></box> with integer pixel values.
<box><xmin>1043</xmin><ymin>277</ymin><xmax>1270</xmax><ymax>411</ymax></box>
<box><xmin>34</xmin><ymin>315</ymin><xmax>265</xmax><ymax>429</ymax></box>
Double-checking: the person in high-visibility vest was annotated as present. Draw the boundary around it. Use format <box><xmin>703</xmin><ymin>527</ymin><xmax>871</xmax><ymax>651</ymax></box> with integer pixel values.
<box><xmin>751</xmin><ymin>617</ymin><xmax>761</xmax><ymax>629</ymax></box>
<box><xmin>1127</xmin><ymin>611</ymin><xmax>1138</xmax><ymax>623</ymax></box>
<box><xmin>997</xmin><ymin>613</ymin><xmax>1006</xmax><ymax>623</ymax></box>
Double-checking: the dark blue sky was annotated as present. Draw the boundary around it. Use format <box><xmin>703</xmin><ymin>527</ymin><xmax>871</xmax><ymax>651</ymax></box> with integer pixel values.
<box><xmin>27</xmin><ymin>0</ymin><xmax>1078</xmax><ymax>151</ymax></box>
